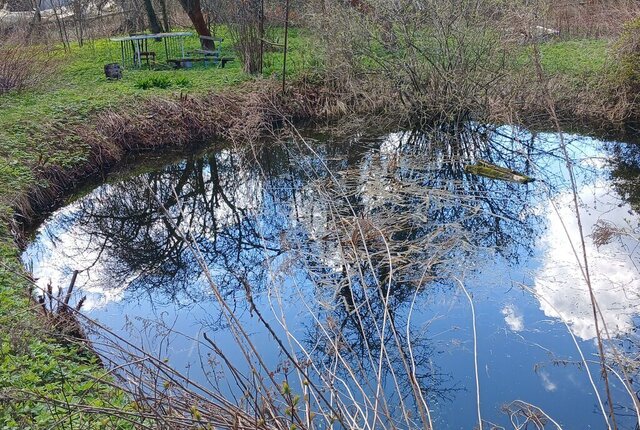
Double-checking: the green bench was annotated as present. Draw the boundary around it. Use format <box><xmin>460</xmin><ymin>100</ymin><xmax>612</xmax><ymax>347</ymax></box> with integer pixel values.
<box><xmin>168</xmin><ymin>36</ymin><xmax>234</xmax><ymax>69</ymax></box>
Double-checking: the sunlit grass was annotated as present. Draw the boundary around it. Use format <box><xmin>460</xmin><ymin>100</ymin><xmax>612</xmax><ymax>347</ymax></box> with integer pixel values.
<box><xmin>538</xmin><ymin>39</ymin><xmax>608</xmax><ymax>76</ymax></box>
<box><xmin>0</xmin><ymin>26</ymin><xmax>312</xmax><ymax>144</ymax></box>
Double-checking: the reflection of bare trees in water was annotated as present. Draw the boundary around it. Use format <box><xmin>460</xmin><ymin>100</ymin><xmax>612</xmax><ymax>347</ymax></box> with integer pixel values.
<box><xmin>268</xmin><ymin>126</ymin><xmax>541</xmax><ymax>415</ymax></box>
<box><xmin>59</xmin><ymin>145</ymin><xmax>290</xmax><ymax>304</ymax></box>
<box><xmin>40</xmin><ymin>125</ymin><xmax>546</xmax><ymax>427</ymax></box>
<box><xmin>56</xmin><ymin>125</ymin><xmax>538</xmax><ymax>301</ymax></box>
<box><xmin>609</xmin><ymin>140</ymin><xmax>640</xmax><ymax>213</ymax></box>
<box><xmin>596</xmin><ymin>140</ymin><xmax>640</xmax><ymax>424</ymax></box>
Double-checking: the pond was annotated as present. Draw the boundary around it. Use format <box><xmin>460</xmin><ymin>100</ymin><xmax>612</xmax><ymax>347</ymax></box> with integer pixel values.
<box><xmin>23</xmin><ymin>124</ymin><xmax>640</xmax><ymax>429</ymax></box>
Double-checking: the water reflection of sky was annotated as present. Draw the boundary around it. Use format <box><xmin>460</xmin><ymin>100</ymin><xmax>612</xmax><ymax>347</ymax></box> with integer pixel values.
<box><xmin>26</xmin><ymin>198</ymin><xmax>130</xmax><ymax>310</ymax></box>
<box><xmin>535</xmin><ymin>181</ymin><xmax>640</xmax><ymax>341</ymax></box>
<box><xmin>22</xmin><ymin>127</ymin><xmax>640</xmax><ymax>428</ymax></box>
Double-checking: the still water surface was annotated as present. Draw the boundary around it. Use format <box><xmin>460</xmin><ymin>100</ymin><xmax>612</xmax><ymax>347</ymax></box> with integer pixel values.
<box><xmin>24</xmin><ymin>126</ymin><xmax>640</xmax><ymax>428</ymax></box>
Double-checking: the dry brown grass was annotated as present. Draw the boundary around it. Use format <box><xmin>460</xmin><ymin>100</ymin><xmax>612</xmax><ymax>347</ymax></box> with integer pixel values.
<box><xmin>543</xmin><ymin>0</ymin><xmax>640</xmax><ymax>39</ymax></box>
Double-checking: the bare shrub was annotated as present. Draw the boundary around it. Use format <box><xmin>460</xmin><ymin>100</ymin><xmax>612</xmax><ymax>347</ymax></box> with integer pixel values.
<box><xmin>305</xmin><ymin>0</ymin><xmax>520</xmax><ymax>126</ymax></box>
<box><xmin>615</xmin><ymin>16</ymin><xmax>640</xmax><ymax>88</ymax></box>
<box><xmin>0</xmin><ymin>40</ymin><xmax>55</xmax><ymax>94</ymax></box>
<box><xmin>589</xmin><ymin>15</ymin><xmax>640</xmax><ymax>122</ymax></box>
<box><xmin>214</xmin><ymin>0</ymin><xmax>263</xmax><ymax>74</ymax></box>
<box><xmin>300</xmin><ymin>0</ymin><xmax>640</xmax><ymax>126</ymax></box>
<box><xmin>543</xmin><ymin>0</ymin><xmax>640</xmax><ymax>39</ymax></box>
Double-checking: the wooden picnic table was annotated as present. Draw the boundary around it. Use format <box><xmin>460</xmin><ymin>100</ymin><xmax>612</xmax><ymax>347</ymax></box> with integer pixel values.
<box><xmin>110</xmin><ymin>32</ymin><xmax>193</xmax><ymax>68</ymax></box>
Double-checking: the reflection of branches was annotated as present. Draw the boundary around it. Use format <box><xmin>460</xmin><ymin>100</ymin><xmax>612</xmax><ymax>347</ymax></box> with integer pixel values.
<box><xmin>252</xmin><ymin>123</ymin><xmax>544</xmax><ymax>426</ymax></box>
<box><xmin>502</xmin><ymin>400</ymin><xmax>563</xmax><ymax>430</ymax></box>
<box><xmin>54</xmin><ymin>149</ymin><xmax>287</xmax><ymax>305</ymax></box>
<box><xmin>26</xmin><ymin>122</ymin><xmax>561</xmax><ymax>428</ymax></box>
<box><xmin>283</xmin><ymin>126</ymin><xmax>539</xmax><ymax>360</ymax></box>
<box><xmin>608</xmin><ymin>141</ymin><xmax>640</xmax><ymax>213</ymax></box>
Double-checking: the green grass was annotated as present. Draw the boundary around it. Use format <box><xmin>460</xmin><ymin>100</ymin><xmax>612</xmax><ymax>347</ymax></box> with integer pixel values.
<box><xmin>0</xmin><ymin>32</ymin><xmax>245</xmax><ymax>146</ymax></box>
<box><xmin>539</xmin><ymin>39</ymin><xmax>609</xmax><ymax>76</ymax></box>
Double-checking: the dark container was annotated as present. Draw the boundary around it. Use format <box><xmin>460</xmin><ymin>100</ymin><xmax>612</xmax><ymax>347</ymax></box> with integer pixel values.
<box><xmin>104</xmin><ymin>63</ymin><xmax>122</xmax><ymax>80</ymax></box>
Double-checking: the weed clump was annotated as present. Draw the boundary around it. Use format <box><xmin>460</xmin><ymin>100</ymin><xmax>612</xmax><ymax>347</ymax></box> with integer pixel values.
<box><xmin>175</xmin><ymin>76</ymin><xmax>191</xmax><ymax>88</ymax></box>
<box><xmin>134</xmin><ymin>75</ymin><xmax>173</xmax><ymax>90</ymax></box>
<box><xmin>615</xmin><ymin>17</ymin><xmax>640</xmax><ymax>91</ymax></box>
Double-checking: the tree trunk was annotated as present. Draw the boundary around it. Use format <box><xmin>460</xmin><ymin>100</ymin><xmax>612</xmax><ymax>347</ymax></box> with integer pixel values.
<box><xmin>26</xmin><ymin>0</ymin><xmax>42</xmax><ymax>38</ymax></box>
<box><xmin>143</xmin><ymin>0</ymin><xmax>163</xmax><ymax>33</ymax></box>
<box><xmin>178</xmin><ymin>0</ymin><xmax>212</xmax><ymax>47</ymax></box>
<box><xmin>158</xmin><ymin>0</ymin><xmax>170</xmax><ymax>32</ymax></box>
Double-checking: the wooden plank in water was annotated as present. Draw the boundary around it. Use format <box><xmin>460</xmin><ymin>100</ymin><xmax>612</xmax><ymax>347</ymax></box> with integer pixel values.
<box><xmin>464</xmin><ymin>160</ymin><xmax>535</xmax><ymax>184</ymax></box>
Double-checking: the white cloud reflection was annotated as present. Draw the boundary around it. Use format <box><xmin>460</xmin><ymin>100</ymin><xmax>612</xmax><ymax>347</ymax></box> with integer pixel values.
<box><xmin>23</xmin><ymin>194</ymin><xmax>138</xmax><ymax>311</ymax></box>
<box><xmin>502</xmin><ymin>304</ymin><xmax>525</xmax><ymax>332</ymax></box>
<box><xmin>540</xmin><ymin>371</ymin><xmax>558</xmax><ymax>392</ymax></box>
<box><xmin>534</xmin><ymin>182</ymin><xmax>640</xmax><ymax>341</ymax></box>
<box><xmin>24</xmin><ymin>154</ymin><xmax>264</xmax><ymax>312</ymax></box>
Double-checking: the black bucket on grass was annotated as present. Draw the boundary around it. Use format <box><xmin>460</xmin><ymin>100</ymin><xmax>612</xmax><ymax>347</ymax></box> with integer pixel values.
<box><xmin>104</xmin><ymin>63</ymin><xmax>122</xmax><ymax>80</ymax></box>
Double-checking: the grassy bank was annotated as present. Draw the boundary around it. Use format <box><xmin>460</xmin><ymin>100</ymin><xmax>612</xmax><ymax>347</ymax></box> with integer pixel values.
<box><xmin>0</xmin><ymin>26</ymin><xmax>314</xmax><ymax>214</ymax></box>
<box><xmin>0</xmin><ymin>25</ymin><xmax>629</xmax><ymax>427</ymax></box>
